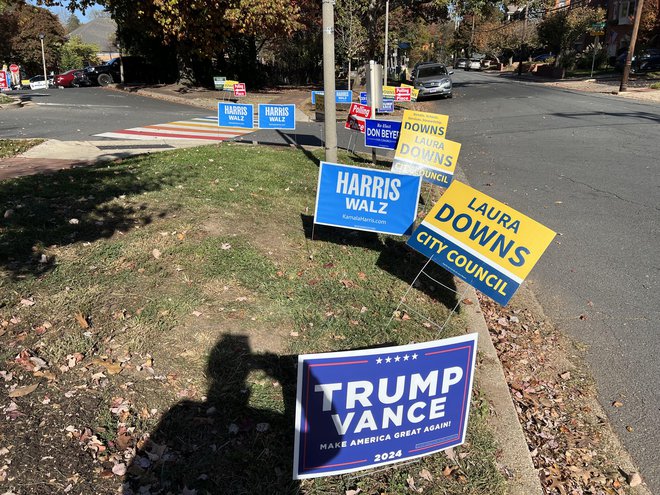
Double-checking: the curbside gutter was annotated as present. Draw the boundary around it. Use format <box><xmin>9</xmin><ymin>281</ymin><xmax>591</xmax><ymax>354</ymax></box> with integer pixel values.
<box><xmin>458</xmin><ymin>279</ymin><xmax>543</xmax><ymax>495</ymax></box>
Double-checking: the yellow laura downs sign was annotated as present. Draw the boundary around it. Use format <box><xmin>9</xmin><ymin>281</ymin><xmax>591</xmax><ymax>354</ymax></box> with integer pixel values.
<box><xmin>407</xmin><ymin>181</ymin><xmax>556</xmax><ymax>305</ymax></box>
<box><xmin>392</xmin><ymin>110</ymin><xmax>460</xmax><ymax>187</ymax></box>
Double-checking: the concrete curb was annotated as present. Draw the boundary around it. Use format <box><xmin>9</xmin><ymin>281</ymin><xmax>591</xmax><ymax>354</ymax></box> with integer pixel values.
<box><xmin>458</xmin><ymin>279</ymin><xmax>543</xmax><ymax>495</ymax></box>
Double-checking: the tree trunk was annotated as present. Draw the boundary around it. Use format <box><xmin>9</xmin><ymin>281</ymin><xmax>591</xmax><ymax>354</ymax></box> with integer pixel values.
<box><xmin>176</xmin><ymin>49</ymin><xmax>196</xmax><ymax>86</ymax></box>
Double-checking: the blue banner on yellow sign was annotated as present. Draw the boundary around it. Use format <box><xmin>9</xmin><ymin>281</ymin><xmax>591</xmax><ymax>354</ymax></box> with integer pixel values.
<box><xmin>258</xmin><ymin>104</ymin><xmax>296</xmax><ymax>130</ymax></box>
<box><xmin>407</xmin><ymin>181</ymin><xmax>556</xmax><ymax>305</ymax></box>
<box><xmin>218</xmin><ymin>102</ymin><xmax>254</xmax><ymax>129</ymax></box>
<box><xmin>293</xmin><ymin>334</ymin><xmax>478</xmax><ymax>479</ymax></box>
<box><xmin>314</xmin><ymin>162</ymin><xmax>421</xmax><ymax>236</ymax></box>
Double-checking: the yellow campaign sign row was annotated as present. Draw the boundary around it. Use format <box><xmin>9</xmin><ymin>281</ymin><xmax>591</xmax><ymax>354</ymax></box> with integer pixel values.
<box><xmin>407</xmin><ymin>181</ymin><xmax>556</xmax><ymax>305</ymax></box>
<box><xmin>392</xmin><ymin>110</ymin><xmax>461</xmax><ymax>187</ymax></box>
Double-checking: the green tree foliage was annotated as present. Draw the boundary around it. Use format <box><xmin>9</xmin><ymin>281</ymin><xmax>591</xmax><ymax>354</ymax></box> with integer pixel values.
<box><xmin>58</xmin><ymin>35</ymin><xmax>100</xmax><ymax>70</ymax></box>
<box><xmin>537</xmin><ymin>6</ymin><xmax>604</xmax><ymax>67</ymax></box>
<box><xmin>5</xmin><ymin>3</ymin><xmax>65</xmax><ymax>74</ymax></box>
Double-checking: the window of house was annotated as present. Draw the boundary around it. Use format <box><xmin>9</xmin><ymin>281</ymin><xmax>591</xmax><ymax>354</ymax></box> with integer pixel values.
<box><xmin>618</xmin><ymin>0</ymin><xmax>636</xmax><ymax>24</ymax></box>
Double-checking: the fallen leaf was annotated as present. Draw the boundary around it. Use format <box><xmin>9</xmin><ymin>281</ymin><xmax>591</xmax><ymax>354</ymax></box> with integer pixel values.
<box><xmin>627</xmin><ymin>472</ymin><xmax>642</xmax><ymax>487</ymax></box>
<box><xmin>8</xmin><ymin>383</ymin><xmax>39</xmax><ymax>398</ymax></box>
<box><xmin>345</xmin><ymin>490</ymin><xmax>361</xmax><ymax>495</ymax></box>
<box><xmin>462</xmin><ymin>298</ymin><xmax>473</xmax><ymax>305</ymax></box>
<box><xmin>221</xmin><ymin>243</ymin><xmax>231</xmax><ymax>250</ymax></box>
<box><xmin>192</xmin><ymin>311</ymin><xmax>202</xmax><ymax>317</ymax></box>
<box><xmin>112</xmin><ymin>463</ymin><xmax>127</xmax><ymax>476</ymax></box>
<box><xmin>20</xmin><ymin>298</ymin><xmax>35</xmax><ymax>307</ymax></box>
<box><xmin>75</xmin><ymin>312</ymin><xmax>89</xmax><ymax>329</ymax></box>
<box><xmin>560</xmin><ymin>372</ymin><xmax>571</xmax><ymax>380</ymax></box>
<box><xmin>420</xmin><ymin>468</ymin><xmax>433</xmax><ymax>481</ymax></box>
<box><xmin>612</xmin><ymin>401</ymin><xmax>623</xmax><ymax>408</ymax></box>
<box><xmin>626</xmin><ymin>425</ymin><xmax>634</xmax><ymax>432</ymax></box>
<box><xmin>93</xmin><ymin>359</ymin><xmax>122</xmax><ymax>375</ymax></box>
<box><xmin>340</xmin><ymin>279</ymin><xmax>355</xmax><ymax>288</ymax></box>
<box><xmin>358</xmin><ymin>272</ymin><xmax>367</xmax><ymax>280</ymax></box>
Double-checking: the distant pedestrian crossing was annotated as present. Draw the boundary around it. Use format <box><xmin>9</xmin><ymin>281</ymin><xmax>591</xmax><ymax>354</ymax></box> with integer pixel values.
<box><xmin>94</xmin><ymin>117</ymin><xmax>253</xmax><ymax>142</ymax></box>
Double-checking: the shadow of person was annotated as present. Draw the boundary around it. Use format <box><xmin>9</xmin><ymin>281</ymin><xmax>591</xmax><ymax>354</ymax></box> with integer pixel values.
<box><xmin>123</xmin><ymin>334</ymin><xmax>305</xmax><ymax>494</ymax></box>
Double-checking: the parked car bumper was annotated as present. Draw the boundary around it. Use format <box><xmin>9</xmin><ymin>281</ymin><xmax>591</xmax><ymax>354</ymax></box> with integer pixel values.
<box><xmin>417</xmin><ymin>86</ymin><xmax>452</xmax><ymax>97</ymax></box>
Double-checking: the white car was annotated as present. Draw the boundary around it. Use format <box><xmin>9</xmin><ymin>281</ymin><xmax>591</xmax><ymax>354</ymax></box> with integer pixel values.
<box><xmin>28</xmin><ymin>75</ymin><xmax>54</xmax><ymax>90</ymax></box>
<box><xmin>466</xmin><ymin>59</ymin><xmax>482</xmax><ymax>71</ymax></box>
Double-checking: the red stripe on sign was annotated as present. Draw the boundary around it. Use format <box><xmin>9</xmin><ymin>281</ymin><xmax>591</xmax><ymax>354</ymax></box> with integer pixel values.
<box><xmin>110</xmin><ymin>129</ymin><xmax>231</xmax><ymax>141</ymax></box>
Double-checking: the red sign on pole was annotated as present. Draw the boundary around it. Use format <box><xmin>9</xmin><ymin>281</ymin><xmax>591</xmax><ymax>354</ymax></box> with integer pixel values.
<box><xmin>0</xmin><ymin>71</ymin><xmax>9</xmax><ymax>90</ymax></box>
<box><xmin>233</xmin><ymin>83</ymin><xmax>246</xmax><ymax>97</ymax></box>
<box><xmin>9</xmin><ymin>64</ymin><xmax>19</xmax><ymax>74</ymax></box>
<box><xmin>394</xmin><ymin>87</ymin><xmax>412</xmax><ymax>102</ymax></box>
<box><xmin>344</xmin><ymin>102</ymin><xmax>372</xmax><ymax>133</ymax></box>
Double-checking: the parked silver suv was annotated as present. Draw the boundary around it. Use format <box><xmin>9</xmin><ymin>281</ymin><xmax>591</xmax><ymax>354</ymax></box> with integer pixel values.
<box><xmin>412</xmin><ymin>63</ymin><xmax>453</xmax><ymax>99</ymax></box>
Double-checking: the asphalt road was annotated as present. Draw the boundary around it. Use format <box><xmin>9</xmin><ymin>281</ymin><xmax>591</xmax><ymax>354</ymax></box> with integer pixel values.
<box><xmin>0</xmin><ymin>86</ymin><xmax>209</xmax><ymax>140</ymax></box>
<box><xmin>433</xmin><ymin>69</ymin><xmax>660</xmax><ymax>492</ymax></box>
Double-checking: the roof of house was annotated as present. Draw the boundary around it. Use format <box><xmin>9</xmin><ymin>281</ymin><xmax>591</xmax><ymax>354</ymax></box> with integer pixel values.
<box><xmin>68</xmin><ymin>17</ymin><xmax>117</xmax><ymax>53</ymax></box>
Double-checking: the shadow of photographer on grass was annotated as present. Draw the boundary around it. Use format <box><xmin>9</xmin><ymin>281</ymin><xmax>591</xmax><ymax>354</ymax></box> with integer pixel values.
<box><xmin>122</xmin><ymin>334</ymin><xmax>337</xmax><ymax>494</ymax></box>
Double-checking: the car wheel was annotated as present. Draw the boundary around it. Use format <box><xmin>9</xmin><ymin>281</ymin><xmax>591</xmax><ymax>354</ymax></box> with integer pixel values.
<box><xmin>97</xmin><ymin>73</ymin><xmax>113</xmax><ymax>86</ymax></box>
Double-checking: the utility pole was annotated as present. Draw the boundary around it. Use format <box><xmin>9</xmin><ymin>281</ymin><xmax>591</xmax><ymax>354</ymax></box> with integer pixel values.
<box><xmin>384</xmin><ymin>0</ymin><xmax>389</xmax><ymax>85</ymax></box>
<box><xmin>517</xmin><ymin>0</ymin><xmax>529</xmax><ymax>77</ymax></box>
<box><xmin>620</xmin><ymin>0</ymin><xmax>645</xmax><ymax>92</ymax></box>
<box><xmin>38</xmin><ymin>33</ymin><xmax>47</xmax><ymax>86</ymax></box>
<box><xmin>322</xmin><ymin>0</ymin><xmax>338</xmax><ymax>163</ymax></box>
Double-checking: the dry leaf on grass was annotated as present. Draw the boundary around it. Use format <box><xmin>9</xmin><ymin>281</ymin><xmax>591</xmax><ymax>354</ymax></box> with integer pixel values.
<box><xmin>419</xmin><ymin>468</ymin><xmax>434</xmax><ymax>481</ymax></box>
<box><xmin>74</xmin><ymin>312</ymin><xmax>89</xmax><ymax>329</ymax></box>
<box><xmin>152</xmin><ymin>248</ymin><xmax>161</xmax><ymax>259</ymax></box>
<box><xmin>8</xmin><ymin>383</ymin><xmax>38</xmax><ymax>398</ymax></box>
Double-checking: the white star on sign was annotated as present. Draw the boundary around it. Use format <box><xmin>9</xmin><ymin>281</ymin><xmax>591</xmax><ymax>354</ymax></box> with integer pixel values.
<box><xmin>385</xmin><ymin>356</ymin><xmax>392</xmax><ymax>363</ymax></box>
<box><xmin>376</xmin><ymin>357</ymin><xmax>383</xmax><ymax>364</ymax></box>
<box><xmin>394</xmin><ymin>355</ymin><xmax>401</xmax><ymax>362</ymax></box>
<box><xmin>412</xmin><ymin>353</ymin><xmax>418</xmax><ymax>360</ymax></box>
<box><xmin>403</xmin><ymin>354</ymin><xmax>410</xmax><ymax>361</ymax></box>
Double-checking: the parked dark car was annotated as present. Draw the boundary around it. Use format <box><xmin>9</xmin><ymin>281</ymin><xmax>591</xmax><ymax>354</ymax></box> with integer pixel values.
<box><xmin>532</xmin><ymin>53</ymin><xmax>553</xmax><ymax>62</ymax></box>
<box><xmin>54</xmin><ymin>69</ymin><xmax>91</xmax><ymax>88</ymax></box>
<box><xmin>412</xmin><ymin>63</ymin><xmax>453</xmax><ymax>99</ymax></box>
<box><xmin>85</xmin><ymin>56</ymin><xmax>153</xmax><ymax>86</ymax></box>
<box><xmin>616</xmin><ymin>49</ymin><xmax>660</xmax><ymax>72</ymax></box>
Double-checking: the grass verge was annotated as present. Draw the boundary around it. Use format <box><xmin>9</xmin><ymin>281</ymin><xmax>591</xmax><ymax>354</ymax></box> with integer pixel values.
<box><xmin>0</xmin><ymin>138</ymin><xmax>44</xmax><ymax>158</ymax></box>
<box><xmin>0</xmin><ymin>143</ymin><xmax>505</xmax><ymax>494</ymax></box>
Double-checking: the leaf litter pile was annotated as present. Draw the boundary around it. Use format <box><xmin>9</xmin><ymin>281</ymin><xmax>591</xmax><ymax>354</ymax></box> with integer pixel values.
<box><xmin>1</xmin><ymin>144</ymin><xmax>506</xmax><ymax>494</ymax></box>
<box><xmin>477</xmin><ymin>290</ymin><xmax>645</xmax><ymax>495</ymax></box>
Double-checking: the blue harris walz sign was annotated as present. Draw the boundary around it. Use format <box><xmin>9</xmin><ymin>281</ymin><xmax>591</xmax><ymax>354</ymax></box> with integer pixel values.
<box><xmin>365</xmin><ymin>119</ymin><xmax>401</xmax><ymax>150</ymax></box>
<box><xmin>312</xmin><ymin>90</ymin><xmax>354</xmax><ymax>104</ymax></box>
<box><xmin>314</xmin><ymin>162</ymin><xmax>421</xmax><ymax>236</ymax></box>
<box><xmin>258</xmin><ymin>104</ymin><xmax>296</xmax><ymax>130</ymax></box>
<box><xmin>293</xmin><ymin>334</ymin><xmax>478</xmax><ymax>479</ymax></box>
<box><xmin>218</xmin><ymin>102</ymin><xmax>254</xmax><ymax>129</ymax></box>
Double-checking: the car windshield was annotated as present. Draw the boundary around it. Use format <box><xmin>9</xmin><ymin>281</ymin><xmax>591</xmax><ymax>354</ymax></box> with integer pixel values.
<box><xmin>417</xmin><ymin>65</ymin><xmax>447</xmax><ymax>78</ymax></box>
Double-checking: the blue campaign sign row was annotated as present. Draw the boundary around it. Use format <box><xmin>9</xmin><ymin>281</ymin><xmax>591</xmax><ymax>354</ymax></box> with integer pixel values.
<box><xmin>311</xmin><ymin>90</ymin><xmax>353</xmax><ymax>105</ymax></box>
<box><xmin>218</xmin><ymin>103</ymin><xmax>295</xmax><ymax>130</ymax></box>
<box><xmin>359</xmin><ymin>92</ymin><xmax>394</xmax><ymax>113</ymax></box>
<box><xmin>314</xmin><ymin>162</ymin><xmax>421</xmax><ymax>236</ymax></box>
<box><xmin>293</xmin><ymin>334</ymin><xmax>478</xmax><ymax>479</ymax></box>
<box><xmin>365</xmin><ymin>119</ymin><xmax>402</xmax><ymax>150</ymax></box>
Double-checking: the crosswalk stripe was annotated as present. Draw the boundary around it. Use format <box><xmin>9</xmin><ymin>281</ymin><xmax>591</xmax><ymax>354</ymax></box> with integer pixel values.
<box><xmin>94</xmin><ymin>117</ymin><xmax>253</xmax><ymax>142</ymax></box>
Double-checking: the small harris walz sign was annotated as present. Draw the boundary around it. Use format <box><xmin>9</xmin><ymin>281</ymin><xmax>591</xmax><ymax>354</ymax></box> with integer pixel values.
<box><xmin>293</xmin><ymin>334</ymin><xmax>478</xmax><ymax>479</ymax></box>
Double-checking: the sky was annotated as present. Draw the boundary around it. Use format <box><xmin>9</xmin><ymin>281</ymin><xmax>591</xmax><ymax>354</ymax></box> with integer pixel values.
<box><xmin>28</xmin><ymin>1</ymin><xmax>103</xmax><ymax>24</ymax></box>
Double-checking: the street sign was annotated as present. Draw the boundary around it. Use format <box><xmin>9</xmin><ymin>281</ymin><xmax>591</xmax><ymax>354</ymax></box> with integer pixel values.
<box><xmin>407</xmin><ymin>181</ymin><xmax>556</xmax><ymax>305</ymax></box>
<box><xmin>218</xmin><ymin>102</ymin><xmax>254</xmax><ymax>128</ymax></box>
<box><xmin>233</xmin><ymin>83</ymin><xmax>246</xmax><ymax>97</ymax></box>
<box><xmin>314</xmin><ymin>161</ymin><xmax>421</xmax><ymax>236</ymax></box>
<box><xmin>258</xmin><ymin>104</ymin><xmax>296</xmax><ymax>130</ymax></box>
<box><xmin>345</xmin><ymin>102</ymin><xmax>372</xmax><ymax>133</ymax></box>
<box><xmin>364</xmin><ymin>119</ymin><xmax>401</xmax><ymax>150</ymax></box>
<box><xmin>293</xmin><ymin>333</ymin><xmax>478</xmax><ymax>479</ymax></box>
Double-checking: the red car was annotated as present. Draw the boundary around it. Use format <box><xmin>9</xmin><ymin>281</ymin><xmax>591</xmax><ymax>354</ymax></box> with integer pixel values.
<box><xmin>54</xmin><ymin>69</ymin><xmax>91</xmax><ymax>88</ymax></box>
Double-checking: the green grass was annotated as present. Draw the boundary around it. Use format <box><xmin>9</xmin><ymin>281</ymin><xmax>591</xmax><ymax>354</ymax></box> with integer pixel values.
<box><xmin>0</xmin><ymin>138</ymin><xmax>44</xmax><ymax>158</ymax></box>
<box><xmin>650</xmin><ymin>82</ymin><xmax>660</xmax><ymax>89</ymax></box>
<box><xmin>0</xmin><ymin>143</ymin><xmax>505</xmax><ymax>494</ymax></box>
<box><xmin>0</xmin><ymin>94</ymin><xmax>13</xmax><ymax>104</ymax></box>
